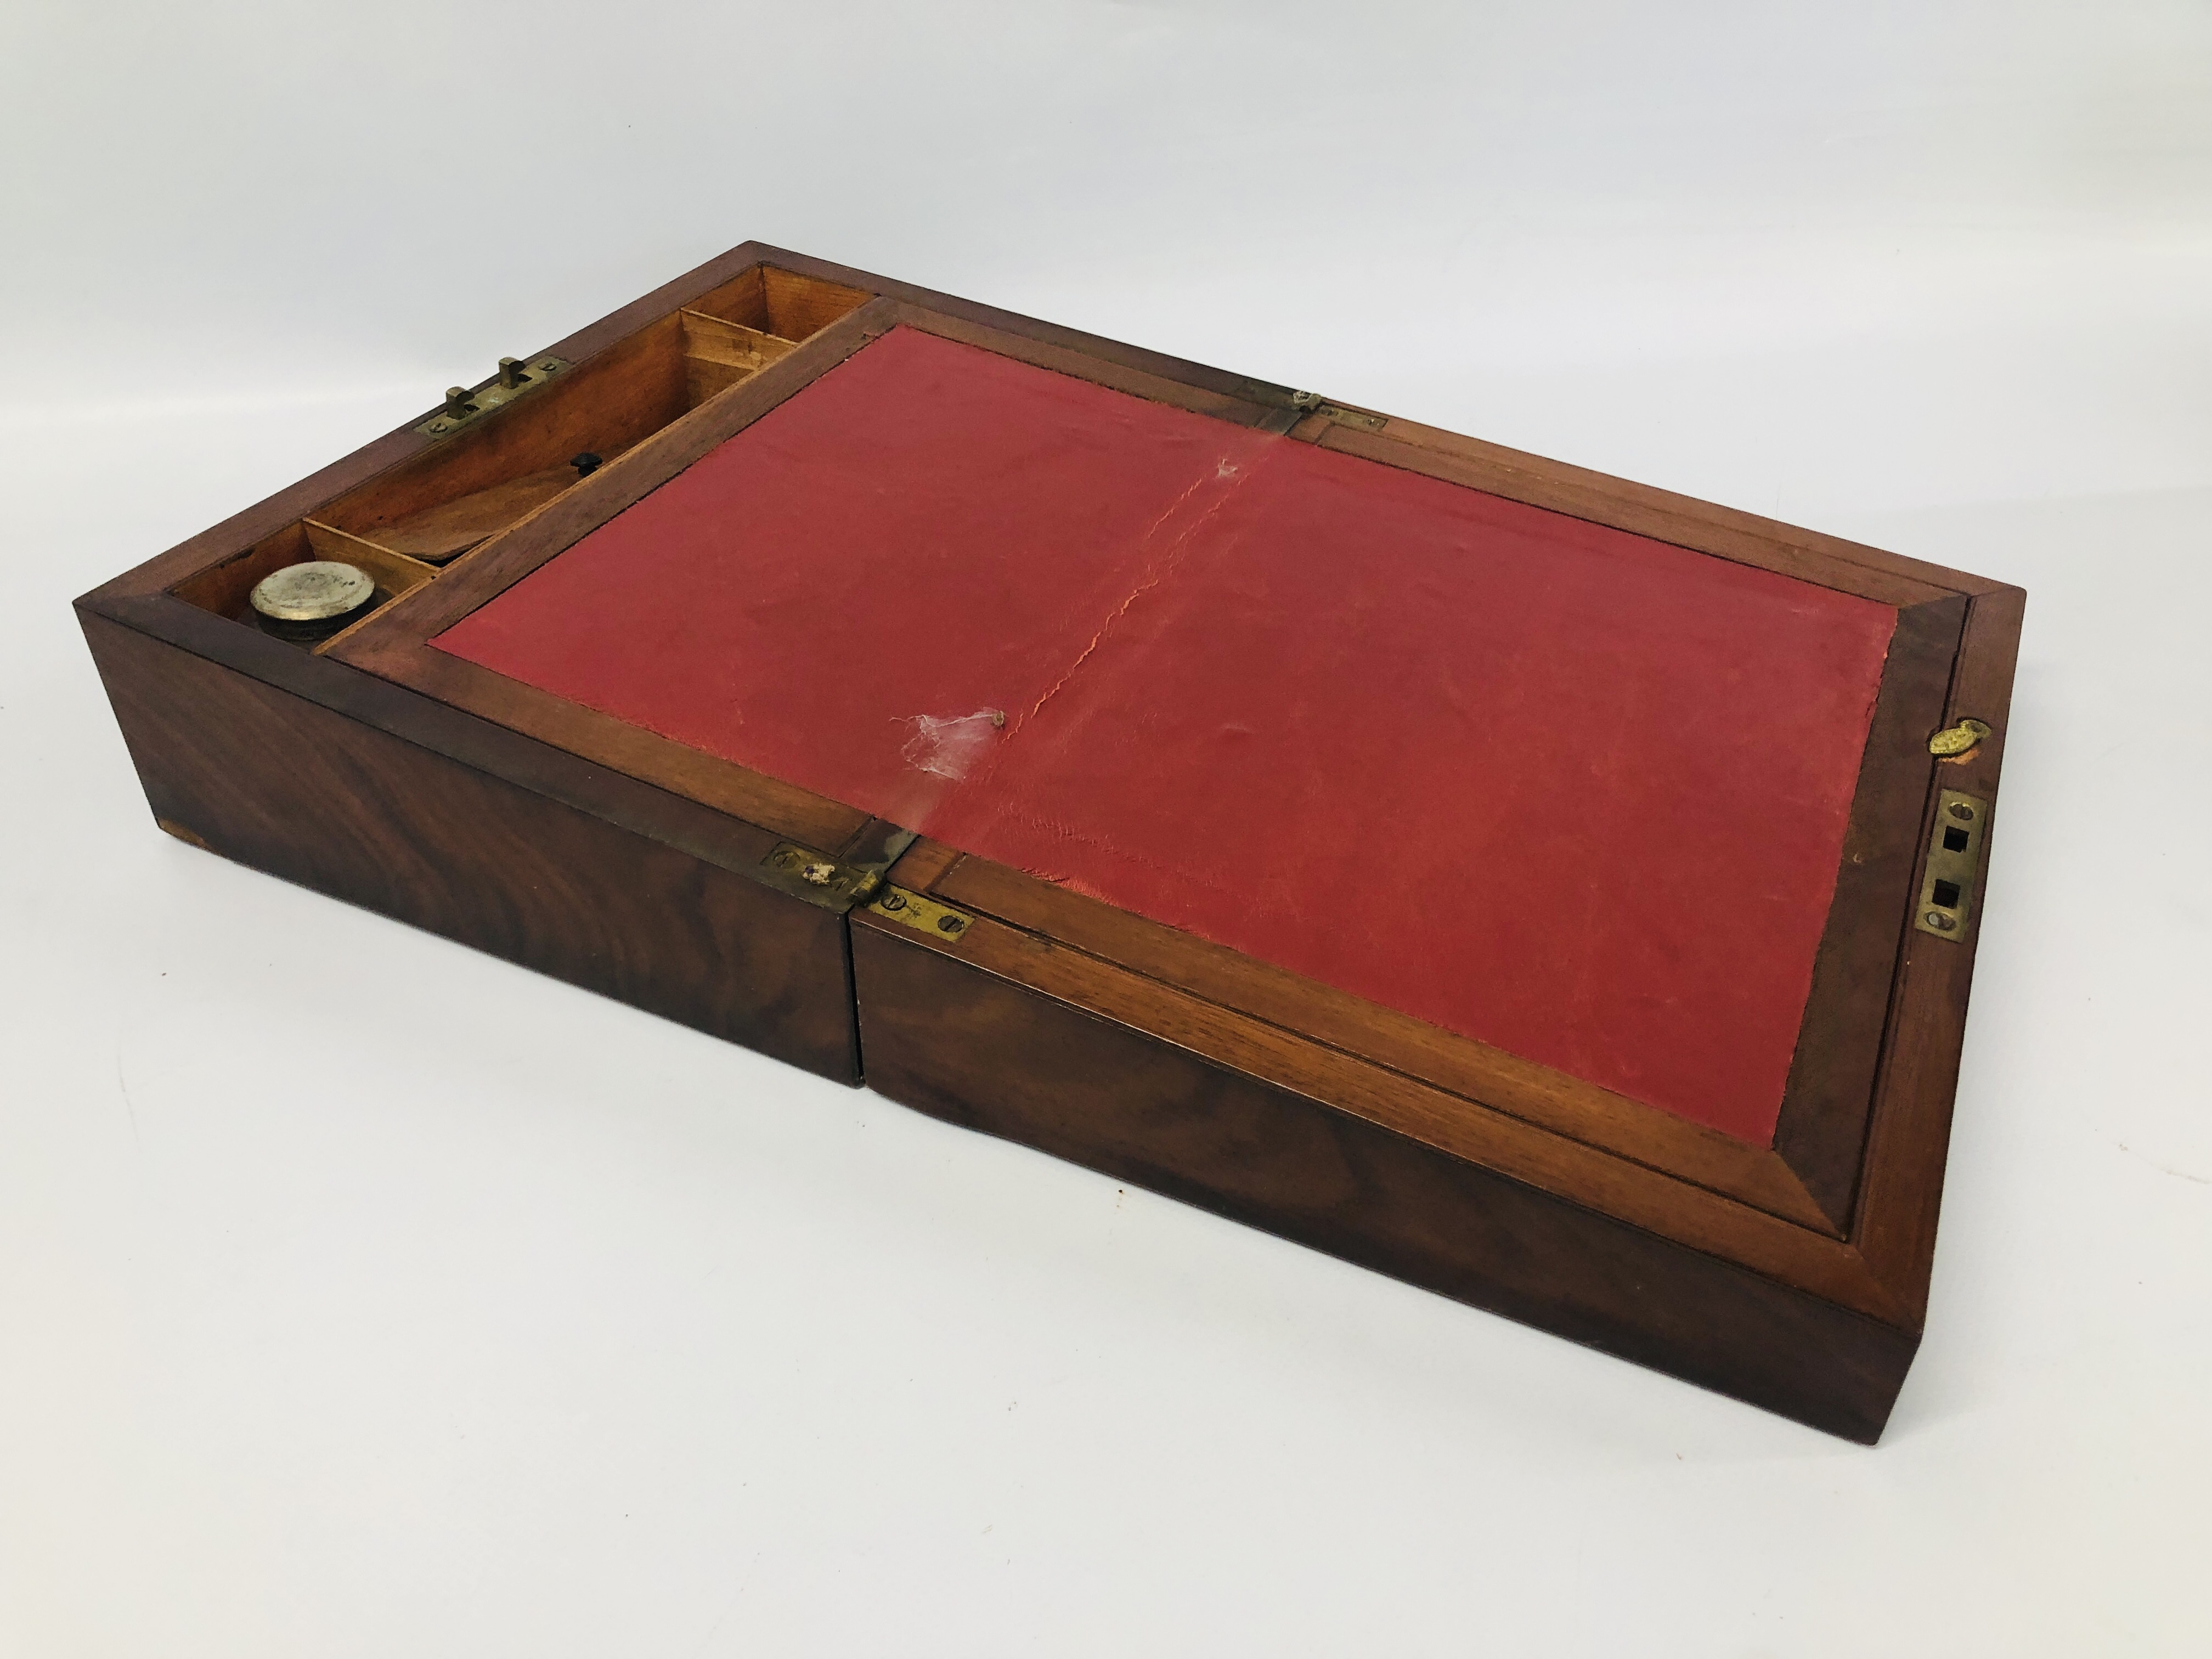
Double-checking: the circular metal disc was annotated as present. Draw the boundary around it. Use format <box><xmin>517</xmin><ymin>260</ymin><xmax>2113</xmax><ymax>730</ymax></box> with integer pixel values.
<box><xmin>250</xmin><ymin>561</ymin><xmax>376</xmax><ymax>623</ymax></box>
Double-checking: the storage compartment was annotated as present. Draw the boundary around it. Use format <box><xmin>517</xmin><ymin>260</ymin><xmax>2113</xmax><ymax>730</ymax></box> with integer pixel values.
<box><xmin>167</xmin><ymin>520</ymin><xmax>440</xmax><ymax>652</ymax></box>
<box><xmin>167</xmin><ymin>264</ymin><xmax>874</xmax><ymax>648</ymax></box>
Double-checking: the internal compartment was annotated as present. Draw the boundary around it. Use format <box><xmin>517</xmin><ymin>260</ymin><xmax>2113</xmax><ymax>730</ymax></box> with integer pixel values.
<box><xmin>168</xmin><ymin>264</ymin><xmax>873</xmax><ymax>651</ymax></box>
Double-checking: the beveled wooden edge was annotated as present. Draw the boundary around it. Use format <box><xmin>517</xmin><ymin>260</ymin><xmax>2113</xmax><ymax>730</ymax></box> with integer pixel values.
<box><xmin>1289</xmin><ymin>407</ymin><xmax>1997</xmax><ymax>603</ymax></box>
<box><xmin>1851</xmin><ymin>582</ymin><xmax>2025</xmax><ymax>1322</ymax></box>
<box><xmin>322</xmin><ymin>636</ymin><xmax>872</xmax><ymax>860</ymax></box>
<box><xmin>748</xmin><ymin>245</ymin><xmax>1314</xmax><ymax>419</ymax></box>
<box><xmin>851</xmin><ymin>896</ymin><xmax>1906</xmax><ymax>1325</ymax></box>
<box><xmin>1294</xmin><ymin>417</ymin><xmax>1955</xmax><ymax>607</ymax></box>
<box><xmin>1770</xmin><ymin>594</ymin><xmax>1968</xmax><ymax>1227</ymax></box>
<box><xmin>904</xmin><ymin>844</ymin><xmax>1841</xmax><ymax>1232</ymax></box>
<box><xmin>884</xmin><ymin>305</ymin><xmax>1297</xmax><ymax>431</ymax></box>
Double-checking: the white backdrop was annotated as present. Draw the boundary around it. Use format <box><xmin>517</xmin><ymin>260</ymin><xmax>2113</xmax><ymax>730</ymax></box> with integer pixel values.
<box><xmin>4</xmin><ymin>3</ymin><xmax>2209</xmax><ymax>1654</ymax></box>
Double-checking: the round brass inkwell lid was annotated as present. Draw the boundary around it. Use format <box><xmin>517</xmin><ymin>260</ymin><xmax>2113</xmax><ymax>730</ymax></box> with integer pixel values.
<box><xmin>249</xmin><ymin>561</ymin><xmax>376</xmax><ymax>639</ymax></box>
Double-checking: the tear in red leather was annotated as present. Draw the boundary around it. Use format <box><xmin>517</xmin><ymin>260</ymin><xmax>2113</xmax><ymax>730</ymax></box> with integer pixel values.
<box><xmin>436</xmin><ymin>326</ymin><xmax>1897</xmax><ymax>1144</ymax></box>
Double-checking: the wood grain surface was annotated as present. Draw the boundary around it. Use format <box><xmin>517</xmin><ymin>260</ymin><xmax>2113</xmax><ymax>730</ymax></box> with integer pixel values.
<box><xmin>82</xmin><ymin>610</ymin><xmax>860</xmax><ymax>1082</ymax></box>
<box><xmin>851</xmin><ymin>916</ymin><xmax>1917</xmax><ymax>1441</ymax></box>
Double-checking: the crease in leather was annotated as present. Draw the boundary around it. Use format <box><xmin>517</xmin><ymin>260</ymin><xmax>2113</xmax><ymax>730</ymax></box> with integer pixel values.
<box><xmin>1018</xmin><ymin>450</ymin><xmax>1271</xmax><ymax>735</ymax></box>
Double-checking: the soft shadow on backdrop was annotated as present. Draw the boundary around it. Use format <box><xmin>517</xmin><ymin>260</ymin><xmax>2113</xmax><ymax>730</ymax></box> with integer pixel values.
<box><xmin>3</xmin><ymin>3</ymin><xmax>2207</xmax><ymax>1655</ymax></box>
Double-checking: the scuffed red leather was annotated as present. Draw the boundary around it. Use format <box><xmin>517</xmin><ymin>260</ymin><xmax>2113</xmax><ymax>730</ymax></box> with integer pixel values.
<box><xmin>437</xmin><ymin>326</ymin><xmax>1896</xmax><ymax>1144</ymax></box>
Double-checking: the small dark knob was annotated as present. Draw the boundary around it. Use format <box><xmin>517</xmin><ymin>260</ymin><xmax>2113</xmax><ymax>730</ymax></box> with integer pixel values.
<box><xmin>571</xmin><ymin>452</ymin><xmax>603</xmax><ymax>477</ymax></box>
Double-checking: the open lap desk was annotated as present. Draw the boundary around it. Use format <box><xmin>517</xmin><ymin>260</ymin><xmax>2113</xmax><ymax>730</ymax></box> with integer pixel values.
<box><xmin>76</xmin><ymin>244</ymin><xmax>2023</xmax><ymax>1441</ymax></box>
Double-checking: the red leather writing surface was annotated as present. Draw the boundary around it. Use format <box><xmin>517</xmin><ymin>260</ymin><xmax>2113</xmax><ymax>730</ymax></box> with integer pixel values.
<box><xmin>437</xmin><ymin>326</ymin><xmax>1897</xmax><ymax>1143</ymax></box>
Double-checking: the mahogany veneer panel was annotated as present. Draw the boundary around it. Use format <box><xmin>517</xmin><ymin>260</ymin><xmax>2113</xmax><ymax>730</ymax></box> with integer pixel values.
<box><xmin>74</xmin><ymin>241</ymin><xmax>2024</xmax><ymax>1442</ymax></box>
<box><xmin>81</xmin><ymin>612</ymin><xmax>859</xmax><ymax>1081</ymax></box>
<box><xmin>851</xmin><ymin>918</ymin><xmax>1916</xmax><ymax>1443</ymax></box>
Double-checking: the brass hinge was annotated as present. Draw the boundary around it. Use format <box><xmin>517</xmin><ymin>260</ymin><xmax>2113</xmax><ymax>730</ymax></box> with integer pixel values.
<box><xmin>755</xmin><ymin>827</ymin><xmax>918</xmax><ymax>912</ymax></box>
<box><xmin>1318</xmin><ymin>402</ymin><xmax>1387</xmax><ymax>432</ymax></box>
<box><xmin>757</xmin><ymin>842</ymin><xmax>887</xmax><ymax>909</ymax></box>
<box><xmin>1286</xmin><ymin>390</ymin><xmax>1387</xmax><ymax>432</ymax></box>
<box><xmin>1914</xmin><ymin>789</ymin><xmax>1991</xmax><ymax>940</ymax></box>
<box><xmin>864</xmin><ymin>884</ymin><xmax>974</xmax><ymax>943</ymax></box>
<box><xmin>415</xmin><ymin>355</ymin><xmax>571</xmax><ymax>439</ymax></box>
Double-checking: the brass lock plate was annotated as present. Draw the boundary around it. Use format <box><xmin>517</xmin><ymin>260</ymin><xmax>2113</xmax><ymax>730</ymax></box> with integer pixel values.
<box><xmin>1914</xmin><ymin>789</ymin><xmax>1991</xmax><ymax>940</ymax></box>
<box><xmin>1283</xmin><ymin>390</ymin><xmax>1387</xmax><ymax>432</ymax></box>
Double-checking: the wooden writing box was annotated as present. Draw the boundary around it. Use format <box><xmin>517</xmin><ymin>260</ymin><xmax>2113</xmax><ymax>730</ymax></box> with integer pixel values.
<box><xmin>77</xmin><ymin>243</ymin><xmax>2023</xmax><ymax>1442</ymax></box>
